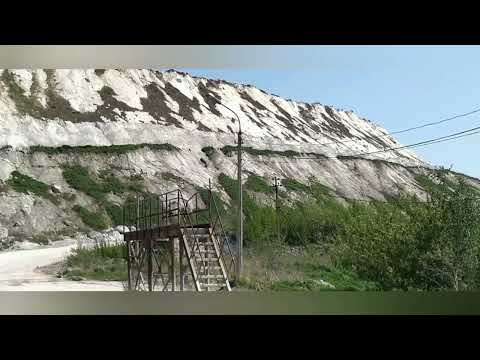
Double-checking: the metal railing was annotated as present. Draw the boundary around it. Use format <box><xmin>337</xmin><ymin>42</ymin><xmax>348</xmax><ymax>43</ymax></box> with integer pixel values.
<box><xmin>122</xmin><ymin>188</ymin><xmax>237</xmax><ymax>284</ymax></box>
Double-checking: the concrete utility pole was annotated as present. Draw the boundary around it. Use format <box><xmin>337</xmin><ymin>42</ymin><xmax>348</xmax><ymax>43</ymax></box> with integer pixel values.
<box><xmin>273</xmin><ymin>177</ymin><xmax>280</xmax><ymax>243</ymax></box>
<box><xmin>237</xmin><ymin>127</ymin><xmax>243</xmax><ymax>280</ymax></box>
<box><xmin>204</xmin><ymin>96</ymin><xmax>243</xmax><ymax>281</ymax></box>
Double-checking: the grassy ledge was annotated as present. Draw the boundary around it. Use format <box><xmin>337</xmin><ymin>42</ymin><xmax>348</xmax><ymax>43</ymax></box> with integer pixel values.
<box><xmin>220</xmin><ymin>145</ymin><xmax>328</xmax><ymax>158</ymax></box>
<box><xmin>29</xmin><ymin>143</ymin><xmax>179</xmax><ymax>155</ymax></box>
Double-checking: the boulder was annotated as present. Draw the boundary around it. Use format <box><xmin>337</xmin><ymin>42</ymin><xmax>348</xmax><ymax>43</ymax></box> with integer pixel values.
<box><xmin>0</xmin><ymin>227</ymin><xmax>7</xmax><ymax>241</ymax></box>
<box><xmin>51</xmin><ymin>184</ymin><xmax>62</xmax><ymax>194</ymax></box>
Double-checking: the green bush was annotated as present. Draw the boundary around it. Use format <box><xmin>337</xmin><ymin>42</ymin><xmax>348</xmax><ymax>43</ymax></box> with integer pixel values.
<box><xmin>63</xmin><ymin>165</ymin><xmax>145</xmax><ymax>225</ymax></box>
<box><xmin>281</xmin><ymin>178</ymin><xmax>310</xmax><ymax>192</ymax></box>
<box><xmin>63</xmin><ymin>243</ymin><xmax>127</xmax><ymax>281</ymax></box>
<box><xmin>63</xmin><ymin>166</ymin><xmax>107</xmax><ymax>201</ymax></box>
<box><xmin>73</xmin><ymin>205</ymin><xmax>110</xmax><ymax>230</ymax></box>
<box><xmin>6</xmin><ymin>171</ymin><xmax>56</xmax><ymax>202</ymax></box>
<box><xmin>245</xmin><ymin>174</ymin><xmax>274</xmax><ymax>194</ymax></box>
<box><xmin>201</xmin><ymin>146</ymin><xmax>215</xmax><ymax>159</ymax></box>
<box><xmin>330</xmin><ymin>177</ymin><xmax>480</xmax><ymax>291</ymax></box>
<box><xmin>104</xmin><ymin>202</ymin><xmax>124</xmax><ymax>226</ymax></box>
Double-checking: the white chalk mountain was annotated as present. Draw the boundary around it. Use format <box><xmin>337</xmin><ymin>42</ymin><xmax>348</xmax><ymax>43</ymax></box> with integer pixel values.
<box><xmin>0</xmin><ymin>69</ymin><xmax>475</xmax><ymax>242</ymax></box>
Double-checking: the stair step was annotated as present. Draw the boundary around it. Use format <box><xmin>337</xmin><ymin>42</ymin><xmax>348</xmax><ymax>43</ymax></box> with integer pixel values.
<box><xmin>183</xmin><ymin>228</ymin><xmax>210</xmax><ymax>234</ymax></box>
<box><xmin>199</xmin><ymin>275</ymin><xmax>225</xmax><ymax>279</ymax></box>
<box><xmin>195</xmin><ymin>260</ymin><xmax>219</xmax><ymax>265</ymax></box>
<box><xmin>199</xmin><ymin>283</ymin><xmax>225</xmax><ymax>287</ymax></box>
<box><xmin>197</xmin><ymin>250</ymin><xmax>217</xmax><ymax>255</ymax></box>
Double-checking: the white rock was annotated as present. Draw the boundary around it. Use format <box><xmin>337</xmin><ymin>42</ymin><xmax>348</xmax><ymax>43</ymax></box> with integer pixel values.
<box><xmin>0</xmin><ymin>227</ymin><xmax>8</xmax><ymax>241</ymax></box>
<box><xmin>12</xmin><ymin>240</ymin><xmax>41</xmax><ymax>250</ymax></box>
<box><xmin>51</xmin><ymin>184</ymin><xmax>62</xmax><ymax>194</ymax></box>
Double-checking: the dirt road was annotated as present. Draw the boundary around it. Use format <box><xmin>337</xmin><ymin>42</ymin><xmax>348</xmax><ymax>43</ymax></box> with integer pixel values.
<box><xmin>0</xmin><ymin>241</ymin><xmax>123</xmax><ymax>291</ymax></box>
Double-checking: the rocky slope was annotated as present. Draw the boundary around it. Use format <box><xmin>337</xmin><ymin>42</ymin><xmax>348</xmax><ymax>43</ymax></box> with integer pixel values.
<box><xmin>0</xmin><ymin>69</ymin><xmax>477</xmax><ymax>245</ymax></box>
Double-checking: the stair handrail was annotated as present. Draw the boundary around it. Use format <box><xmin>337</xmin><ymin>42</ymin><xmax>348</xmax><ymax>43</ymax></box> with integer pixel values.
<box><xmin>177</xmin><ymin>190</ymin><xmax>209</xmax><ymax>280</ymax></box>
<box><xmin>209</xmin><ymin>192</ymin><xmax>237</xmax><ymax>281</ymax></box>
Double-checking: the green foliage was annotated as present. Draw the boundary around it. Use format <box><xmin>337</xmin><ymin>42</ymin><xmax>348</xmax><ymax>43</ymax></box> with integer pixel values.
<box><xmin>31</xmin><ymin>233</ymin><xmax>50</xmax><ymax>245</ymax></box>
<box><xmin>104</xmin><ymin>202</ymin><xmax>124</xmax><ymax>226</ymax></box>
<box><xmin>1</xmin><ymin>70</ymin><xmax>43</xmax><ymax>117</ymax></box>
<box><xmin>63</xmin><ymin>243</ymin><xmax>127</xmax><ymax>281</ymax></box>
<box><xmin>220</xmin><ymin>145</ymin><xmax>327</xmax><ymax>158</ymax></box>
<box><xmin>245</xmin><ymin>174</ymin><xmax>274</xmax><ymax>194</ymax></box>
<box><xmin>244</xmin><ymin>206</ymin><xmax>277</xmax><ymax>246</ymax></box>
<box><xmin>309</xmin><ymin>181</ymin><xmax>333</xmax><ymax>197</ymax></box>
<box><xmin>73</xmin><ymin>205</ymin><xmax>110</xmax><ymax>230</ymax></box>
<box><xmin>218</xmin><ymin>173</ymin><xmax>239</xmax><ymax>201</ymax></box>
<box><xmin>239</xmin><ymin>243</ymin><xmax>378</xmax><ymax>291</ymax></box>
<box><xmin>196</xmin><ymin>186</ymin><xmax>227</xmax><ymax>214</ymax></box>
<box><xmin>63</xmin><ymin>166</ymin><xmax>107</xmax><ymax>201</ymax></box>
<box><xmin>161</xmin><ymin>172</ymin><xmax>186</xmax><ymax>183</ymax></box>
<box><xmin>281</xmin><ymin>178</ymin><xmax>310</xmax><ymax>192</ymax></box>
<box><xmin>29</xmin><ymin>143</ymin><xmax>179</xmax><ymax>155</ymax></box>
<box><xmin>6</xmin><ymin>171</ymin><xmax>56</xmax><ymax>202</ymax></box>
<box><xmin>279</xmin><ymin>196</ymin><xmax>348</xmax><ymax>246</ymax></box>
<box><xmin>201</xmin><ymin>146</ymin><xmax>215</xmax><ymax>159</ymax></box>
<box><xmin>331</xmin><ymin>177</ymin><xmax>480</xmax><ymax>291</ymax></box>
<box><xmin>62</xmin><ymin>165</ymin><xmax>144</xmax><ymax>226</ymax></box>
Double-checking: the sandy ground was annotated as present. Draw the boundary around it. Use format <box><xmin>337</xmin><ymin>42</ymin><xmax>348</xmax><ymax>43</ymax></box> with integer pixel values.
<box><xmin>0</xmin><ymin>241</ymin><xmax>124</xmax><ymax>291</ymax></box>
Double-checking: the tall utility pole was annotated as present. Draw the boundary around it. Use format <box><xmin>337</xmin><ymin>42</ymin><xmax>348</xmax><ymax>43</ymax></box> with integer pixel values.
<box><xmin>273</xmin><ymin>177</ymin><xmax>280</xmax><ymax>243</ymax></box>
<box><xmin>237</xmin><ymin>128</ymin><xmax>243</xmax><ymax>280</ymax></box>
<box><xmin>203</xmin><ymin>96</ymin><xmax>243</xmax><ymax>281</ymax></box>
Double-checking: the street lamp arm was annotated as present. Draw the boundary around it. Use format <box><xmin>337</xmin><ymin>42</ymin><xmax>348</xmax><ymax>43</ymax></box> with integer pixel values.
<box><xmin>203</xmin><ymin>95</ymin><xmax>242</xmax><ymax>134</ymax></box>
<box><xmin>218</xmin><ymin>103</ymin><xmax>242</xmax><ymax>134</ymax></box>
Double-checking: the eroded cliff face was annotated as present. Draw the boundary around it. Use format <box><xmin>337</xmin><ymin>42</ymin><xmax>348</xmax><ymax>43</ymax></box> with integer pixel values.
<box><xmin>0</xmin><ymin>69</ymin><xmax>471</xmax><ymax>243</ymax></box>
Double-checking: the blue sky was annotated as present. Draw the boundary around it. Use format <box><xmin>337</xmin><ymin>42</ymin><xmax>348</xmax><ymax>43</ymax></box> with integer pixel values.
<box><xmin>181</xmin><ymin>46</ymin><xmax>480</xmax><ymax>178</ymax></box>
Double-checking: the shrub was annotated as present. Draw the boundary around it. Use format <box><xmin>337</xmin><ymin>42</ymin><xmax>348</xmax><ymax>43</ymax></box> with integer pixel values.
<box><xmin>6</xmin><ymin>171</ymin><xmax>56</xmax><ymax>202</ymax></box>
<box><xmin>201</xmin><ymin>146</ymin><xmax>215</xmax><ymax>160</ymax></box>
<box><xmin>245</xmin><ymin>174</ymin><xmax>274</xmax><ymax>194</ymax></box>
<box><xmin>63</xmin><ymin>243</ymin><xmax>127</xmax><ymax>281</ymax></box>
<box><xmin>330</xmin><ymin>177</ymin><xmax>480</xmax><ymax>291</ymax></box>
<box><xmin>63</xmin><ymin>166</ymin><xmax>106</xmax><ymax>201</ymax></box>
<box><xmin>281</xmin><ymin>178</ymin><xmax>310</xmax><ymax>192</ymax></box>
<box><xmin>73</xmin><ymin>205</ymin><xmax>109</xmax><ymax>230</ymax></box>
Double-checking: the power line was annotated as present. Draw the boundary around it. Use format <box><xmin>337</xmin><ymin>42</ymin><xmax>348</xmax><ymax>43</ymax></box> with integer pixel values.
<box><xmin>244</xmin><ymin>124</ymin><xmax>480</xmax><ymax>165</ymax></box>
<box><xmin>388</xmin><ymin>107</ymin><xmax>480</xmax><ymax>136</ymax></box>
<box><xmin>344</xmin><ymin>125</ymin><xmax>480</xmax><ymax>158</ymax></box>
<box><xmin>240</xmin><ymin>106</ymin><xmax>480</xmax><ymax>150</ymax></box>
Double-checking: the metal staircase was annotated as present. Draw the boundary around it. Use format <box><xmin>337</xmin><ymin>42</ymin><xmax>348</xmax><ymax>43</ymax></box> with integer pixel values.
<box><xmin>123</xmin><ymin>187</ymin><xmax>236</xmax><ymax>292</ymax></box>
<box><xmin>181</xmin><ymin>227</ymin><xmax>231</xmax><ymax>291</ymax></box>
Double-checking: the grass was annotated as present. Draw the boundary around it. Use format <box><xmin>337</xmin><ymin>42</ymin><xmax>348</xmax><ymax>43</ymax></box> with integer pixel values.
<box><xmin>63</xmin><ymin>166</ymin><xmax>107</xmax><ymax>201</ymax></box>
<box><xmin>6</xmin><ymin>171</ymin><xmax>57</xmax><ymax>203</ymax></box>
<box><xmin>239</xmin><ymin>244</ymin><xmax>379</xmax><ymax>291</ymax></box>
<box><xmin>104</xmin><ymin>202</ymin><xmax>124</xmax><ymax>226</ymax></box>
<box><xmin>29</xmin><ymin>143</ymin><xmax>179</xmax><ymax>155</ymax></box>
<box><xmin>161</xmin><ymin>172</ymin><xmax>186</xmax><ymax>183</ymax></box>
<box><xmin>30</xmin><ymin>233</ymin><xmax>50</xmax><ymax>245</ymax></box>
<box><xmin>281</xmin><ymin>178</ymin><xmax>310</xmax><ymax>192</ymax></box>
<box><xmin>63</xmin><ymin>243</ymin><xmax>127</xmax><ymax>281</ymax></box>
<box><xmin>220</xmin><ymin>145</ymin><xmax>328</xmax><ymax>159</ymax></box>
<box><xmin>245</xmin><ymin>174</ymin><xmax>274</xmax><ymax>194</ymax></box>
<box><xmin>218</xmin><ymin>173</ymin><xmax>240</xmax><ymax>201</ymax></box>
<box><xmin>62</xmin><ymin>165</ymin><xmax>144</xmax><ymax>200</ymax></box>
<box><xmin>1</xmin><ymin>70</ymin><xmax>43</xmax><ymax>117</ymax></box>
<box><xmin>73</xmin><ymin>205</ymin><xmax>110</xmax><ymax>230</ymax></box>
<box><xmin>309</xmin><ymin>181</ymin><xmax>333</xmax><ymax>197</ymax></box>
<box><xmin>196</xmin><ymin>186</ymin><xmax>227</xmax><ymax>214</ymax></box>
